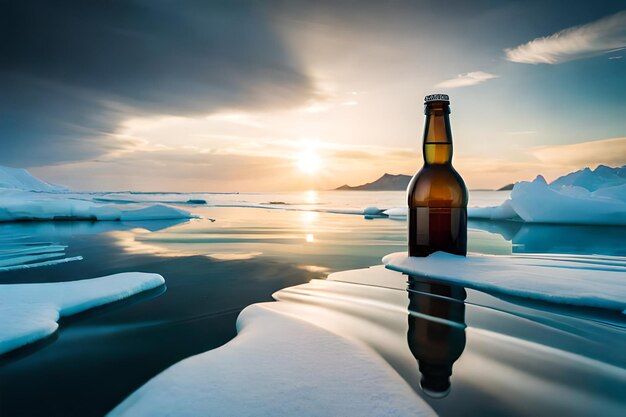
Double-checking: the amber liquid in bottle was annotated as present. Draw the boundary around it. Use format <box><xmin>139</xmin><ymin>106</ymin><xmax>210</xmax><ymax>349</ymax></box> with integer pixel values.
<box><xmin>407</xmin><ymin>95</ymin><xmax>468</xmax><ymax>257</ymax></box>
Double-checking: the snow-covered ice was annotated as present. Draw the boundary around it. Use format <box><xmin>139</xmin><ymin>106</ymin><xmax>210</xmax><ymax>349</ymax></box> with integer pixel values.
<box><xmin>0</xmin><ymin>166</ymin><xmax>68</xmax><ymax>192</ymax></box>
<box><xmin>0</xmin><ymin>273</ymin><xmax>165</xmax><ymax>355</ymax></box>
<box><xmin>0</xmin><ymin>165</ymin><xmax>195</xmax><ymax>223</ymax></box>
<box><xmin>383</xmin><ymin>251</ymin><xmax>626</xmax><ymax>312</ymax></box>
<box><xmin>381</xmin><ymin>166</ymin><xmax>626</xmax><ymax>225</ymax></box>
<box><xmin>0</xmin><ymin>237</ymin><xmax>83</xmax><ymax>272</ymax></box>
<box><xmin>383</xmin><ymin>207</ymin><xmax>408</xmax><ymax>219</ymax></box>
<box><xmin>109</xmin><ymin>303</ymin><xmax>434</xmax><ymax>417</ymax></box>
<box><xmin>469</xmin><ymin>165</ymin><xmax>626</xmax><ymax>225</ymax></box>
<box><xmin>0</xmin><ymin>190</ymin><xmax>195</xmax><ymax>222</ymax></box>
<box><xmin>119</xmin><ymin>204</ymin><xmax>194</xmax><ymax>221</ymax></box>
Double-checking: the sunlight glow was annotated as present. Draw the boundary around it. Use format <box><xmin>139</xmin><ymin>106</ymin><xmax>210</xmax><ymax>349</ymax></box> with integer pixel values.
<box><xmin>304</xmin><ymin>190</ymin><xmax>319</xmax><ymax>204</ymax></box>
<box><xmin>300</xmin><ymin>210</ymin><xmax>319</xmax><ymax>224</ymax></box>
<box><xmin>297</xmin><ymin>149</ymin><xmax>322</xmax><ymax>174</ymax></box>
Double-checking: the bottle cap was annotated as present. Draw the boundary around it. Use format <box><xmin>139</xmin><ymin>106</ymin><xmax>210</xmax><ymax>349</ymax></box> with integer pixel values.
<box><xmin>424</xmin><ymin>94</ymin><xmax>450</xmax><ymax>103</ymax></box>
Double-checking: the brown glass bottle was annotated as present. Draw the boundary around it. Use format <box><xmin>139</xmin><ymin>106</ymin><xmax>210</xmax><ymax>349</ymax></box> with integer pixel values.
<box><xmin>406</xmin><ymin>277</ymin><xmax>467</xmax><ymax>398</ymax></box>
<box><xmin>407</xmin><ymin>94</ymin><xmax>468</xmax><ymax>257</ymax></box>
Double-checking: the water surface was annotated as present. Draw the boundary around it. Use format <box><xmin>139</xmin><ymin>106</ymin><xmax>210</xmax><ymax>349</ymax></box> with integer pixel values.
<box><xmin>1</xmin><ymin>191</ymin><xmax>625</xmax><ymax>416</ymax></box>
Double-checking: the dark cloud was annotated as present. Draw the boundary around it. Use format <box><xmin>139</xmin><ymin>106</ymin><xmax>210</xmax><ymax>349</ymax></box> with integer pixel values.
<box><xmin>0</xmin><ymin>0</ymin><xmax>313</xmax><ymax>166</ymax></box>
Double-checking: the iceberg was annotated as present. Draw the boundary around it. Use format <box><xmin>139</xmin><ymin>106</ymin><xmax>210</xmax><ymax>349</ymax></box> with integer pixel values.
<box><xmin>0</xmin><ymin>190</ymin><xmax>195</xmax><ymax>222</ymax></box>
<box><xmin>119</xmin><ymin>204</ymin><xmax>195</xmax><ymax>221</ymax></box>
<box><xmin>109</xmin><ymin>303</ymin><xmax>434</xmax><ymax>417</ymax></box>
<box><xmin>469</xmin><ymin>165</ymin><xmax>626</xmax><ymax>225</ymax></box>
<box><xmin>0</xmin><ymin>165</ymin><xmax>68</xmax><ymax>192</ymax></box>
<box><xmin>0</xmin><ymin>272</ymin><xmax>165</xmax><ymax>355</ymax></box>
<box><xmin>0</xmin><ymin>165</ymin><xmax>195</xmax><ymax>223</ymax></box>
<box><xmin>382</xmin><ymin>251</ymin><xmax>626</xmax><ymax>312</ymax></box>
<box><xmin>550</xmin><ymin>165</ymin><xmax>626</xmax><ymax>191</ymax></box>
<box><xmin>383</xmin><ymin>207</ymin><xmax>408</xmax><ymax>219</ymax></box>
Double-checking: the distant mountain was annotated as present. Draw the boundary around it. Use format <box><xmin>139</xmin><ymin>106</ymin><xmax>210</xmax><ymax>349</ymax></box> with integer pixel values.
<box><xmin>335</xmin><ymin>173</ymin><xmax>412</xmax><ymax>191</ymax></box>
<box><xmin>497</xmin><ymin>183</ymin><xmax>514</xmax><ymax>191</ymax></box>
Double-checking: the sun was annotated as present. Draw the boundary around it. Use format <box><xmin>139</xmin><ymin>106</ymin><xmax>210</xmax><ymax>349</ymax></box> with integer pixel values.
<box><xmin>296</xmin><ymin>149</ymin><xmax>322</xmax><ymax>174</ymax></box>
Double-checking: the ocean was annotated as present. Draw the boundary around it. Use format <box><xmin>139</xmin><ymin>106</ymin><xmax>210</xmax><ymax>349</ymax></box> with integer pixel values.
<box><xmin>1</xmin><ymin>190</ymin><xmax>625</xmax><ymax>416</ymax></box>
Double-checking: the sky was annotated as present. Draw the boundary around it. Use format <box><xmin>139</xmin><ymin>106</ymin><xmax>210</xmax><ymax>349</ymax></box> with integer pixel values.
<box><xmin>2</xmin><ymin>0</ymin><xmax>625</xmax><ymax>191</ymax></box>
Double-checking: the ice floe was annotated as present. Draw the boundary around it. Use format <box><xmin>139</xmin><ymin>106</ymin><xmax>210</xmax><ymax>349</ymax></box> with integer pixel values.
<box><xmin>469</xmin><ymin>165</ymin><xmax>626</xmax><ymax>225</ymax></box>
<box><xmin>0</xmin><ymin>273</ymin><xmax>165</xmax><ymax>355</ymax></box>
<box><xmin>383</xmin><ymin>207</ymin><xmax>408</xmax><ymax>219</ymax></box>
<box><xmin>0</xmin><ymin>190</ymin><xmax>195</xmax><ymax>222</ymax></box>
<box><xmin>383</xmin><ymin>251</ymin><xmax>626</xmax><ymax>312</ymax></box>
<box><xmin>0</xmin><ymin>236</ymin><xmax>83</xmax><ymax>272</ymax></box>
<box><xmin>381</xmin><ymin>166</ymin><xmax>626</xmax><ymax>225</ymax></box>
<box><xmin>109</xmin><ymin>303</ymin><xmax>434</xmax><ymax>417</ymax></box>
<box><xmin>0</xmin><ymin>166</ymin><xmax>68</xmax><ymax>192</ymax></box>
<box><xmin>0</xmin><ymin>165</ymin><xmax>195</xmax><ymax>223</ymax></box>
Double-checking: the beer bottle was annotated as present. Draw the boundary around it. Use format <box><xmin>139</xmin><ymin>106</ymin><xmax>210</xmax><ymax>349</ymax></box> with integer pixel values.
<box><xmin>407</xmin><ymin>94</ymin><xmax>468</xmax><ymax>257</ymax></box>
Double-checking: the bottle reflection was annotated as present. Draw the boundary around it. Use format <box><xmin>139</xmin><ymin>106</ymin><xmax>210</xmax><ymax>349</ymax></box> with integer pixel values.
<box><xmin>407</xmin><ymin>276</ymin><xmax>467</xmax><ymax>398</ymax></box>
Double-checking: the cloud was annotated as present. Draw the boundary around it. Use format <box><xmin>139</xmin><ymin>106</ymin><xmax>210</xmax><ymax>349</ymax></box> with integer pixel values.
<box><xmin>0</xmin><ymin>1</ymin><xmax>313</xmax><ymax>166</ymax></box>
<box><xmin>434</xmin><ymin>71</ymin><xmax>498</xmax><ymax>89</ymax></box>
<box><xmin>531</xmin><ymin>137</ymin><xmax>626</xmax><ymax>166</ymax></box>
<box><xmin>505</xmin><ymin>10</ymin><xmax>626</xmax><ymax>64</ymax></box>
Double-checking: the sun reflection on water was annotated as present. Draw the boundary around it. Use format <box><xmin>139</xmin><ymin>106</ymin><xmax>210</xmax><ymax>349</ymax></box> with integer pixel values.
<box><xmin>304</xmin><ymin>190</ymin><xmax>318</xmax><ymax>204</ymax></box>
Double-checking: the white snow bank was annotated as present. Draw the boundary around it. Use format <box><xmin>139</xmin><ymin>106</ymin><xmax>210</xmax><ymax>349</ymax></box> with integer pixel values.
<box><xmin>470</xmin><ymin>165</ymin><xmax>626</xmax><ymax>225</ymax></box>
<box><xmin>0</xmin><ymin>273</ymin><xmax>165</xmax><ymax>355</ymax></box>
<box><xmin>119</xmin><ymin>204</ymin><xmax>194</xmax><ymax>221</ymax></box>
<box><xmin>0</xmin><ymin>165</ymin><xmax>194</xmax><ymax>223</ymax></box>
<box><xmin>0</xmin><ymin>165</ymin><xmax>68</xmax><ymax>192</ymax></box>
<box><xmin>383</xmin><ymin>207</ymin><xmax>407</xmax><ymax>218</ymax></box>
<box><xmin>383</xmin><ymin>251</ymin><xmax>626</xmax><ymax>312</ymax></box>
<box><xmin>467</xmin><ymin>199</ymin><xmax>518</xmax><ymax>221</ymax></box>
<box><xmin>0</xmin><ymin>190</ymin><xmax>195</xmax><ymax>222</ymax></box>
<box><xmin>109</xmin><ymin>303</ymin><xmax>434</xmax><ymax>417</ymax></box>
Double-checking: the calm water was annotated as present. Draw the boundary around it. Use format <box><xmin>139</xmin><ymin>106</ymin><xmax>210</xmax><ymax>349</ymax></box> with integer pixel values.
<box><xmin>1</xmin><ymin>191</ymin><xmax>625</xmax><ymax>416</ymax></box>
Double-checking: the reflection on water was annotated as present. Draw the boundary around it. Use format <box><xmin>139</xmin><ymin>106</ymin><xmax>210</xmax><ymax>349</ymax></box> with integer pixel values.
<box><xmin>469</xmin><ymin>220</ymin><xmax>626</xmax><ymax>256</ymax></box>
<box><xmin>2</xmin><ymin>191</ymin><xmax>625</xmax><ymax>416</ymax></box>
<box><xmin>407</xmin><ymin>277</ymin><xmax>466</xmax><ymax>398</ymax></box>
<box><xmin>0</xmin><ymin>219</ymin><xmax>192</xmax><ymax>271</ymax></box>
<box><xmin>102</xmin><ymin>207</ymin><xmax>407</xmax><ymax>273</ymax></box>
<box><xmin>273</xmin><ymin>266</ymin><xmax>626</xmax><ymax>416</ymax></box>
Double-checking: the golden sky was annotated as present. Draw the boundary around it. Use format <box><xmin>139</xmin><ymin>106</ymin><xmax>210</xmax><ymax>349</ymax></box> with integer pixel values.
<box><xmin>20</xmin><ymin>3</ymin><xmax>626</xmax><ymax>191</ymax></box>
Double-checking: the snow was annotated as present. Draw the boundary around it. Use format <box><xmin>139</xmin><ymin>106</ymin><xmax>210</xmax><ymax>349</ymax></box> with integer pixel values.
<box><xmin>550</xmin><ymin>165</ymin><xmax>626</xmax><ymax>191</ymax></box>
<box><xmin>109</xmin><ymin>303</ymin><xmax>434</xmax><ymax>417</ymax></box>
<box><xmin>0</xmin><ymin>273</ymin><xmax>165</xmax><ymax>355</ymax></box>
<box><xmin>0</xmin><ymin>165</ymin><xmax>195</xmax><ymax>223</ymax></box>
<box><xmin>0</xmin><ymin>256</ymin><xmax>83</xmax><ymax>272</ymax></box>
<box><xmin>469</xmin><ymin>166</ymin><xmax>626</xmax><ymax>225</ymax></box>
<box><xmin>383</xmin><ymin>207</ymin><xmax>407</xmax><ymax>219</ymax></box>
<box><xmin>0</xmin><ymin>236</ymin><xmax>84</xmax><ymax>272</ymax></box>
<box><xmin>0</xmin><ymin>190</ymin><xmax>195</xmax><ymax>222</ymax></box>
<box><xmin>467</xmin><ymin>198</ymin><xmax>518</xmax><ymax>221</ymax></box>
<box><xmin>119</xmin><ymin>204</ymin><xmax>194</xmax><ymax>221</ymax></box>
<box><xmin>382</xmin><ymin>251</ymin><xmax>626</xmax><ymax>312</ymax></box>
<box><xmin>0</xmin><ymin>166</ymin><xmax>68</xmax><ymax>192</ymax></box>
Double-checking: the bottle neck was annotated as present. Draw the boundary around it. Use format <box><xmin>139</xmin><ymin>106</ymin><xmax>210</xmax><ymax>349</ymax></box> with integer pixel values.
<box><xmin>423</xmin><ymin>102</ymin><xmax>453</xmax><ymax>165</ymax></box>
